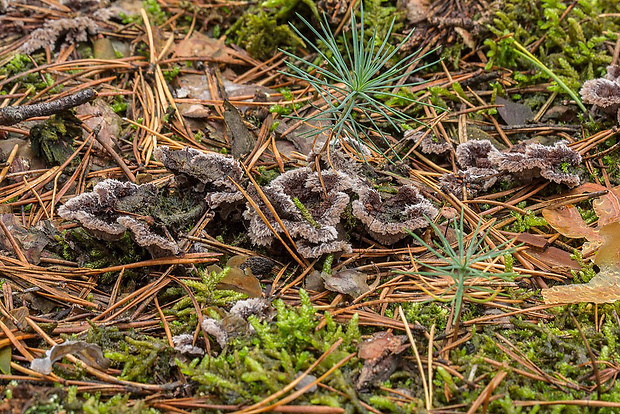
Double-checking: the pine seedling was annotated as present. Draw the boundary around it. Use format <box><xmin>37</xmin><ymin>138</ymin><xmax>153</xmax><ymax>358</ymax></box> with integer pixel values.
<box><xmin>281</xmin><ymin>4</ymin><xmax>440</xmax><ymax>161</ymax></box>
<box><xmin>401</xmin><ymin>211</ymin><xmax>517</xmax><ymax>323</ymax></box>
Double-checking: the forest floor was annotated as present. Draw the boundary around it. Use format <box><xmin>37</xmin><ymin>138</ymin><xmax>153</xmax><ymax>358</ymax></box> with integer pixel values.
<box><xmin>1</xmin><ymin>0</ymin><xmax>620</xmax><ymax>412</ymax></box>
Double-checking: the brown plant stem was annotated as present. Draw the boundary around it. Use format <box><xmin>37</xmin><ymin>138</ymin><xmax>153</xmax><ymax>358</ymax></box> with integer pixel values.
<box><xmin>0</xmin><ymin>88</ymin><xmax>96</xmax><ymax>126</ymax></box>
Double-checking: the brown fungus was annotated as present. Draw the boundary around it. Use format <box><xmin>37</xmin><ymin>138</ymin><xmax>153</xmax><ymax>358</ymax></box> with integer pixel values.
<box><xmin>455</xmin><ymin>139</ymin><xmax>501</xmax><ymax>169</ymax></box>
<box><xmin>243</xmin><ymin>167</ymin><xmax>354</xmax><ymax>258</ymax></box>
<box><xmin>489</xmin><ymin>140</ymin><xmax>582</xmax><ymax>187</ymax></box>
<box><xmin>58</xmin><ymin>179</ymin><xmax>146</xmax><ymax>241</ymax></box>
<box><xmin>442</xmin><ymin>140</ymin><xmax>581</xmax><ymax>199</ymax></box>
<box><xmin>352</xmin><ymin>185</ymin><xmax>438</xmax><ymax>245</ymax></box>
<box><xmin>154</xmin><ymin>146</ymin><xmax>244</xmax><ymax>208</ymax></box>
<box><xmin>116</xmin><ymin>217</ymin><xmax>180</xmax><ymax>258</ymax></box>
<box><xmin>21</xmin><ymin>17</ymin><xmax>100</xmax><ymax>54</ymax></box>
<box><xmin>580</xmin><ymin>65</ymin><xmax>620</xmax><ymax>123</ymax></box>
<box><xmin>58</xmin><ymin>179</ymin><xmax>182</xmax><ymax>257</ymax></box>
<box><xmin>439</xmin><ymin>167</ymin><xmax>499</xmax><ymax>199</ymax></box>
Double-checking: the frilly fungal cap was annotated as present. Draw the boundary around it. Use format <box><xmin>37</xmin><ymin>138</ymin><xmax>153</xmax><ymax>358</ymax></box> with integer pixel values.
<box><xmin>154</xmin><ymin>146</ymin><xmax>244</xmax><ymax>208</ymax></box>
<box><xmin>352</xmin><ymin>185</ymin><xmax>438</xmax><ymax>245</ymax></box>
<box><xmin>243</xmin><ymin>167</ymin><xmax>354</xmax><ymax>258</ymax></box>
<box><xmin>58</xmin><ymin>179</ymin><xmax>181</xmax><ymax>257</ymax></box>
<box><xmin>455</xmin><ymin>139</ymin><xmax>501</xmax><ymax>169</ymax></box>
<box><xmin>442</xmin><ymin>140</ymin><xmax>581</xmax><ymax>198</ymax></box>
<box><xmin>405</xmin><ymin>130</ymin><xmax>451</xmax><ymax>155</ymax></box>
<box><xmin>580</xmin><ymin>65</ymin><xmax>620</xmax><ymax>123</ymax></box>
<box><xmin>58</xmin><ymin>179</ymin><xmax>146</xmax><ymax>240</ymax></box>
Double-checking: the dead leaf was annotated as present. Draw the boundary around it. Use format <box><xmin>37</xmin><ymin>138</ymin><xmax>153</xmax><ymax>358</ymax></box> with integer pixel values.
<box><xmin>322</xmin><ymin>269</ymin><xmax>370</xmax><ymax>298</ymax></box>
<box><xmin>0</xmin><ymin>215</ymin><xmax>50</xmax><ymax>264</ymax></box>
<box><xmin>93</xmin><ymin>38</ymin><xmax>116</xmax><ymax>60</ymax></box>
<box><xmin>75</xmin><ymin>99</ymin><xmax>122</xmax><ymax>154</ymax></box>
<box><xmin>217</xmin><ymin>267</ymin><xmax>262</xmax><ymax>298</ymax></box>
<box><xmin>182</xmin><ymin>104</ymin><xmax>211</xmax><ymax>119</ymax></box>
<box><xmin>496</xmin><ymin>96</ymin><xmax>534</xmax><ymax>126</ymax></box>
<box><xmin>30</xmin><ymin>341</ymin><xmax>110</xmax><ymax>375</ymax></box>
<box><xmin>223</xmin><ymin>99</ymin><xmax>255</xmax><ymax>159</ymax></box>
<box><xmin>356</xmin><ymin>332</ymin><xmax>408</xmax><ymax>390</ymax></box>
<box><xmin>541</xmin><ymin>205</ymin><xmax>601</xmax><ymax>243</ymax></box>
<box><xmin>214</xmin><ymin>256</ymin><xmax>262</xmax><ymax>298</ymax></box>
<box><xmin>0</xmin><ymin>346</ymin><xmax>11</xmax><ymax>375</ymax></box>
<box><xmin>358</xmin><ymin>331</ymin><xmax>408</xmax><ymax>360</ymax></box>
<box><xmin>175</xmin><ymin>32</ymin><xmax>246</xmax><ymax>65</ymax></box>
<box><xmin>543</xmin><ymin>224</ymin><xmax>620</xmax><ymax>303</ymax></box>
<box><xmin>542</xmin><ymin>187</ymin><xmax>620</xmax><ymax>303</ymax></box>
<box><xmin>454</xmin><ymin>27</ymin><xmax>476</xmax><ymax>49</ymax></box>
<box><xmin>593</xmin><ymin>186</ymin><xmax>620</xmax><ymax>226</ymax></box>
<box><xmin>399</xmin><ymin>0</ymin><xmax>429</xmax><ymax>24</ymax></box>
<box><xmin>226</xmin><ymin>254</ymin><xmax>248</xmax><ymax>268</ymax></box>
<box><xmin>2</xmin><ymin>306</ymin><xmax>29</xmax><ymax>331</ymax></box>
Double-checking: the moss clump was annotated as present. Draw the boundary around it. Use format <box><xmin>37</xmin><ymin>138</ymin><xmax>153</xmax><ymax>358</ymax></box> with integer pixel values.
<box><xmin>170</xmin><ymin>265</ymin><xmax>249</xmax><ymax>323</ymax></box>
<box><xmin>178</xmin><ymin>290</ymin><xmax>362</xmax><ymax>407</ymax></box>
<box><xmin>30</xmin><ymin>111</ymin><xmax>82</xmax><ymax>169</ymax></box>
<box><xmin>0</xmin><ymin>53</ymin><xmax>56</xmax><ymax>92</ymax></box>
<box><xmin>11</xmin><ymin>384</ymin><xmax>161</xmax><ymax>414</ymax></box>
<box><xmin>485</xmin><ymin>0</ymin><xmax>619</xmax><ymax>94</ymax></box>
<box><xmin>104</xmin><ymin>336</ymin><xmax>174</xmax><ymax>383</ymax></box>
<box><xmin>228</xmin><ymin>8</ymin><xmax>306</xmax><ymax>60</ymax></box>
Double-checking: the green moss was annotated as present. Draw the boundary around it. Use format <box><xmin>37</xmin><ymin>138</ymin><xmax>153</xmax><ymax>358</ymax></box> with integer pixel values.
<box><xmin>485</xmin><ymin>0</ymin><xmax>619</xmax><ymax>97</ymax></box>
<box><xmin>570</xmin><ymin>250</ymin><xmax>597</xmax><ymax>283</ymax></box>
<box><xmin>177</xmin><ymin>290</ymin><xmax>361</xmax><ymax>406</ymax></box>
<box><xmin>505</xmin><ymin>208</ymin><xmax>547</xmax><ymax>232</ymax></box>
<box><xmin>119</xmin><ymin>0</ymin><xmax>168</xmax><ymax>25</ymax></box>
<box><xmin>30</xmin><ymin>111</ymin><xmax>82</xmax><ymax>169</ymax></box>
<box><xmin>227</xmin><ymin>8</ymin><xmax>306</xmax><ymax>60</ymax></box>
<box><xmin>105</xmin><ymin>335</ymin><xmax>173</xmax><ymax>383</ymax></box>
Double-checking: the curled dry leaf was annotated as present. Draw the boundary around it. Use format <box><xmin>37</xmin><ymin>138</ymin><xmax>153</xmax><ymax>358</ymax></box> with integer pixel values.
<box><xmin>209</xmin><ymin>255</ymin><xmax>262</xmax><ymax>298</ymax></box>
<box><xmin>542</xmin><ymin>185</ymin><xmax>620</xmax><ymax>303</ymax></box>
<box><xmin>321</xmin><ymin>269</ymin><xmax>370</xmax><ymax>298</ymax></box>
<box><xmin>357</xmin><ymin>331</ymin><xmax>408</xmax><ymax>390</ymax></box>
<box><xmin>30</xmin><ymin>341</ymin><xmax>110</xmax><ymax>375</ymax></box>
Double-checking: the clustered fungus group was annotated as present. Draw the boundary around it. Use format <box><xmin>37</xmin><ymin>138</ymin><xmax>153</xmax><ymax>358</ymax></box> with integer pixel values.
<box><xmin>440</xmin><ymin>139</ymin><xmax>582</xmax><ymax>199</ymax></box>
<box><xmin>58</xmin><ymin>145</ymin><xmax>440</xmax><ymax>259</ymax></box>
<box><xmin>58</xmin><ymin>139</ymin><xmax>582</xmax><ymax>260</ymax></box>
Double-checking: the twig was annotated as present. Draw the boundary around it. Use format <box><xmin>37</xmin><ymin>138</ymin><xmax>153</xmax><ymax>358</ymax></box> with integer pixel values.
<box><xmin>91</xmin><ymin>124</ymin><xmax>137</xmax><ymax>182</ymax></box>
<box><xmin>0</xmin><ymin>89</ymin><xmax>96</xmax><ymax>126</ymax></box>
<box><xmin>0</xmin><ymin>144</ymin><xmax>18</xmax><ymax>187</ymax></box>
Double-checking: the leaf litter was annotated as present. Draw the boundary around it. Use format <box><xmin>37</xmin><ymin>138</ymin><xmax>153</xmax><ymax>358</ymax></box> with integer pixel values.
<box><xmin>1</xmin><ymin>0</ymin><xmax>620</xmax><ymax>412</ymax></box>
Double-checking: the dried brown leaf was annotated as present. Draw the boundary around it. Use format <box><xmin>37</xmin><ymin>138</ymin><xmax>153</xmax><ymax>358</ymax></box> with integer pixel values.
<box><xmin>541</xmin><ymin>205</ymin><xmax>600</xmax><ymax>241</ymax></box>
<box><xmin>30</xmin><ymin>341</ymin><xmax>110</xmax><ymax>375</ymax></box>
<box><xmin>175</xmin><ymin>32</ymin><xmax>246</xmax><ymax>65</ymax></box>
<box><xmin>321</xmin><ymin>269</ymin><xmax>370</xmax><ymax>298</ymax></box>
